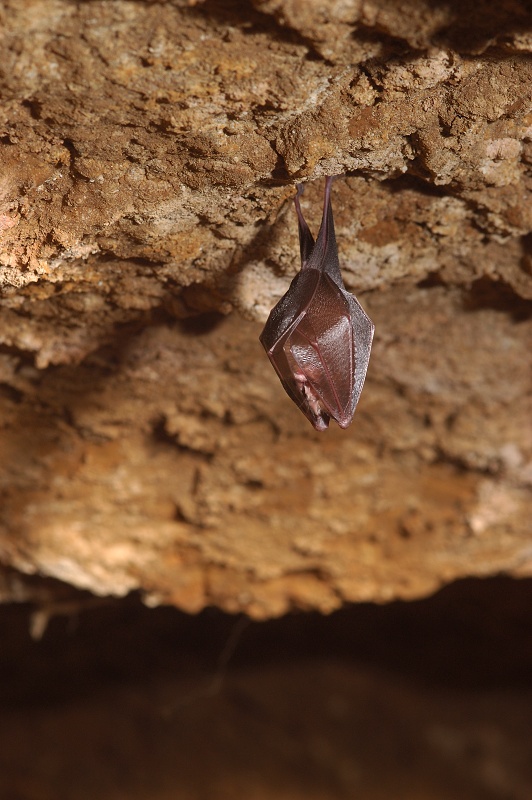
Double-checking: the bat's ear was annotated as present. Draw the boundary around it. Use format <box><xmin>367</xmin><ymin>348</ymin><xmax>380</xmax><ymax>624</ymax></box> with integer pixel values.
<box><xmin>294</xmin><ymin>183</ymin><xmax>315</xmax><ymax>268</ymax></box>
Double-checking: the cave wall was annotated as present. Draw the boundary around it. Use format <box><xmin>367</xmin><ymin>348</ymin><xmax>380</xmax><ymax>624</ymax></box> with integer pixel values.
<box><xmin>0</xmin><ymin>0</ymin><xmax>531</xmax><ymax>617</ymax></box>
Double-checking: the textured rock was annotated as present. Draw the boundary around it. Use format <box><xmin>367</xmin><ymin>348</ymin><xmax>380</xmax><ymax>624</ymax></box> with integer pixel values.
<box><xmin>0</xmin><ymin>0</ymin><xmax>531</xmax><ymax>616</ymax></box>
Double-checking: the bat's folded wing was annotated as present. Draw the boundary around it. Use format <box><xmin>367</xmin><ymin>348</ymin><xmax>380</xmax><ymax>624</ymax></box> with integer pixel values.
<box><xmin>288</xmin><ymin>274</ymin><xmax>356</xmax><ymax>428</ymax></box>
<box><xmin>261</xmin><ymin>270</ymin><xmax>373</xmax><ymax>430</ymax></box>
<box><xmin>259</xmin><ymin>269</ymin><xmax>321</xmax><ymax>353</ymax></box>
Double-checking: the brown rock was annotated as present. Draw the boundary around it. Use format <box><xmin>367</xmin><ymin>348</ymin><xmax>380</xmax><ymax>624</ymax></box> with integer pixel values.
<box><xmin>0</xmin><ymin>0</ymin><xmax>531</xmax><ymax>615</ymax></box>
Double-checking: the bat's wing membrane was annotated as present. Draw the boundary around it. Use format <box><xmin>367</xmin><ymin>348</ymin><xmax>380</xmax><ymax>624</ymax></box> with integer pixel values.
<box><xmin>259</xmin><ymin>269</ymin><xmax>321</xmax><ymax>353</ymax></box>
<box><xmin>305</xmin><ymin>179</ymin><xmax>342</xmax><ymax>285</ymax></box>
<box><xmin>346</xmin><ymin>293</ymin><xmax>375</xmax><ymax>410</ymax></box>
<box><xmin>260</xmin><ymin>177</ymin><xmax>374</xmax><ymax>431</ymax></box>
<box><xmin>261</xmin><ymin>271</ymin><xmax>374</xmax><ymax>430</ymax></box>
<box><xmin>294</xmin><ymin>184</ymin><xmax>315</xmax><ymax>267</ymax></box>
<box><xmin>289</xmin><ymin>274</ymin><xmax>355</xmax><ymax>428</ymax></box>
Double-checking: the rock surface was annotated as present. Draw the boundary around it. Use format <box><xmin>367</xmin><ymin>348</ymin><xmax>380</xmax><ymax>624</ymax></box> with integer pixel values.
<box><xmin>0</xmin><ymin>0</ymin><xmax>531</xmax><ymax>616</ymax></box>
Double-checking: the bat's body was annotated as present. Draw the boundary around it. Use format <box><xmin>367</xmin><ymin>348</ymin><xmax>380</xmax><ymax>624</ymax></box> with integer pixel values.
<box><xmin>260</xmin><ymin>177</ymin><xmax>374</xmax><ymax>431</ymax></box>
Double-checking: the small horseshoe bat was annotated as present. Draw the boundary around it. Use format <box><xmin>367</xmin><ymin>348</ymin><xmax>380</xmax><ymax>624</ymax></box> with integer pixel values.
<box><xmin>260</xmin><ymin>177</ymin><xmax>374</xmax><ymax>431</ymax></box>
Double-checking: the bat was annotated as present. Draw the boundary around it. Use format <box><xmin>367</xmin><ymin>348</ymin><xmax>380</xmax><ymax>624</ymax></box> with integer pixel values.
<box><xmin>260</xmin><ymin>177</ymin><xmax>374</xmax><ymax>431</ymax></box>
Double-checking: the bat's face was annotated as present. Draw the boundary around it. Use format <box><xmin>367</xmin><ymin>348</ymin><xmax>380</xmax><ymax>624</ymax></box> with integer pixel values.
<box><xmin>260</xmin><ymin>178</ymin><xmax>374</xmax><ymax>431</ymax></box>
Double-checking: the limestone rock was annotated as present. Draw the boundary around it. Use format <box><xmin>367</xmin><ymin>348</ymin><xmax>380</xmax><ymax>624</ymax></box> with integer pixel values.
<box><xmin>0</xmin><ymin>0</ymin><xmax>531</xmax><ymax>616</ymax></box>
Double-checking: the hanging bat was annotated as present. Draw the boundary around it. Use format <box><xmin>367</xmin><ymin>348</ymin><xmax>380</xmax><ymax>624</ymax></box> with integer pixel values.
<box><xmin>260</xmin><ymin>177</ymin><xmax>374</xmax><ymax>431</ymax></box>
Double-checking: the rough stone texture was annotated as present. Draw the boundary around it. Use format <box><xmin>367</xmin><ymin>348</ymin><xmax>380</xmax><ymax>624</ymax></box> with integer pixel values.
<box><xmin>0</xmin><ymin>0</ymin><xmax>531</xmax><ymax>617</ymax></box>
